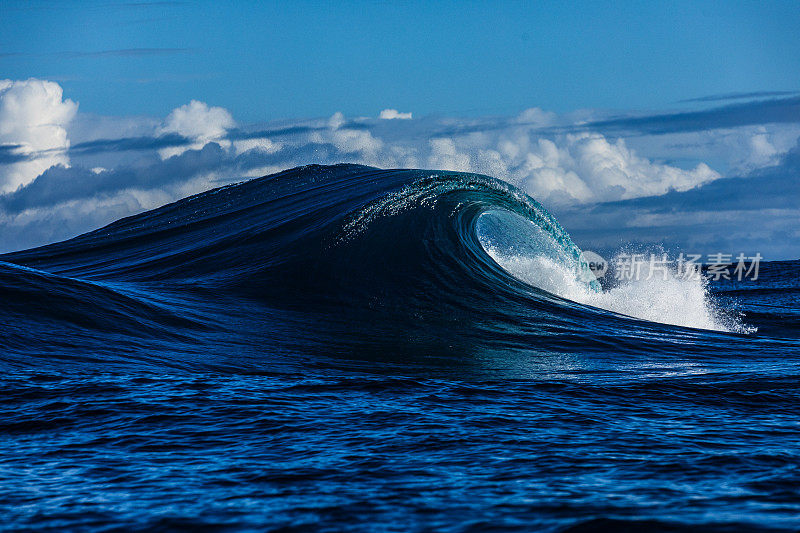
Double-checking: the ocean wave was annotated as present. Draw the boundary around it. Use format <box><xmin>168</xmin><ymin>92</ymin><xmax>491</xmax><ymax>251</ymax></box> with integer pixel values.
<box><xmin>0</xmin><ymin>164</ymin><xmax>785</xmax><ymax>371</ymax></box>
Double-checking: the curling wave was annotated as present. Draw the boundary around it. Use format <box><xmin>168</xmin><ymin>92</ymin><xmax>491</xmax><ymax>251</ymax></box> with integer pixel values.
<box><xmin>0</xmin><ymin>164</ymin><xmax>773</xmax><ymax>371</ymax></box>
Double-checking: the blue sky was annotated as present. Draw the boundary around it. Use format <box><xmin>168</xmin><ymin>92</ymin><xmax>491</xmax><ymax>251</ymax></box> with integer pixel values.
<box><xmin>0</xmin><ymin>1</ymin><xmax>799</xmax><ymax>258</ymax></box>
<box><xmin>3</xmin><ymin>1</ymin><xmax>800</xmax><ymax>121</ymax></box>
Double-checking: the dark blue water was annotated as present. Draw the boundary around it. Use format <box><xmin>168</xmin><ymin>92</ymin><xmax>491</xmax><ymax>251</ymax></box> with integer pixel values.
<box><xmin>1</xmin><ymin>164</ymin><xmax>798</xmax><ymax>531</ymax></box>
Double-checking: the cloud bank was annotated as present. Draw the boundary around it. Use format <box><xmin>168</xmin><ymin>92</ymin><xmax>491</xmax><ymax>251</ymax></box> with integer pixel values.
<box><xmin>0</xmin><ymin>79</ymin><xmax>77</xmax><ymax>193</ymax></box>
<box><xmin>0</xmin><ymin>79</ymin><xmax>798</xmax><ymax>258</ymax></box>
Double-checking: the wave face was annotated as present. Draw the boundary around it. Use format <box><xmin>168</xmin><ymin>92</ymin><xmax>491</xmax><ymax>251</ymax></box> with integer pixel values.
<box><xmin>1</xmin><ymin>164</ymin><xmax>799</xmax><ymax>531</ymax></box>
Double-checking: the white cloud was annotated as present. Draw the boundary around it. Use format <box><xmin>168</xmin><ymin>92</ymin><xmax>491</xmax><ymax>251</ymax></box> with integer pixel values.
<box><xmin>419</xmin><ymin>130</ymin><xmax>719</xmax><ymax>205</ymax></box>
<box><xmin>157</xmin><ymin>100</ymin><xmax>235</xmax><ymax>158</ymax></box>
<box><xmin>307</xmin><ymin>112</ymin><xmax>388</xmax><ymax>165</ymax></box>
<box><xmin>427</xmin><ymin>138</ymin><xmax>471</xmax><ymax>172</ymax></box>
<box><xmin>233</xmin><ymin>137</ymin><xmax>281</xmax><ymax>155</ymax></box>
<box><xmin>0</xmin><ymin>79</ymin><xmax>77</xmax><ymax>193</ymax></box>
<box><xmin>722</xmin><ymin>126</ymin><xmax>800</xmax><ymax>173</ymax></box>
<box><xmin>506</xmin><ymin>133</ymin><xmax>714</xmax><ymax>203</ymax></box>
<box><xmin>515</xmin><ymin>107</ymin><xmax>556</xmax><ymax>126</ymax></box>
<box><xmin>561</xmin><ymin>132</ymin><xmax>719</xmax><ymax>201</ymax></box>
<box><xmin>621</xmin><ymin>124</ymin><xmax>800</xmax><ymax>177</ymax></box>
<box><xmin>327</xmin><ymin>111</ymin><xmax>345</xmax><ymax>129</ymax></box>
<box><xmin>379</xmin><ymin>109</ymin><xmax>412</xmax><ymax>120</ymax></box>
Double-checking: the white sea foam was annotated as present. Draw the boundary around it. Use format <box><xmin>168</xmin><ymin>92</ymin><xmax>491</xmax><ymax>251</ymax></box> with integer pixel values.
<box><xmin>478</xmin><ymin>226</ymin><xmax>751</xmax><ymax>333</ymax></box>
<box><xmin>483</xmin><ymin>245</ymin><xmax>753</xmax><ymax>333</ymax></box>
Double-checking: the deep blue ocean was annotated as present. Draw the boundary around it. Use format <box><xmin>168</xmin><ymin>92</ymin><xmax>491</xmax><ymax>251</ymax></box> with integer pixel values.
<box><xmin>1</xmin><ymin>164</ymin><xmax>799</xmax><ymax>532</ymax></box>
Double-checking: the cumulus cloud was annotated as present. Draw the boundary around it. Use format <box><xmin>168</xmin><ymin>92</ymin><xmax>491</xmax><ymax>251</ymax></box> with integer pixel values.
<box><xmin>307</xmin><ymin>112</ymin><xmax>390</xmax><ymax>166</ymax></box>
<box><xmin>157</xmin><ymin>100</ymin><xmax>235</xmax><ymax>158</ymax></box>
<box><xmin>424</xmin><ymin>124</ymin><xmax>720</xmax><ymax>204</ymax></box>
<box><xmin>232</xmin><ymin>137</ymin><xmax>281</xmax><ymax>155</ymax></box>
<box><xmin>0</xmin><ymin>79</ymin><xmax>77</xmax><ymax>193</ymax></box>
<box><xmin>379</xmin><ymin>109</ymin><xmax>412</xmax><ymax>120</ymax></box>
<box><xmin>427</xmin><ymin>138</ymin><xmax>471</xmax><ymax>172</ymax></box>
<box><xmin>518</xmin><ymin>133</ymin><xmax>720</xmax><ymax>204</ymax></box>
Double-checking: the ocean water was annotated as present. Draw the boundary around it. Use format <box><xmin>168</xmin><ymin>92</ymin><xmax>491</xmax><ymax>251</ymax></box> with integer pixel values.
<box><xmin>1</xmin><ymin>164</ymin><xmax>798</xmax><ymax>532</ymax></box>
